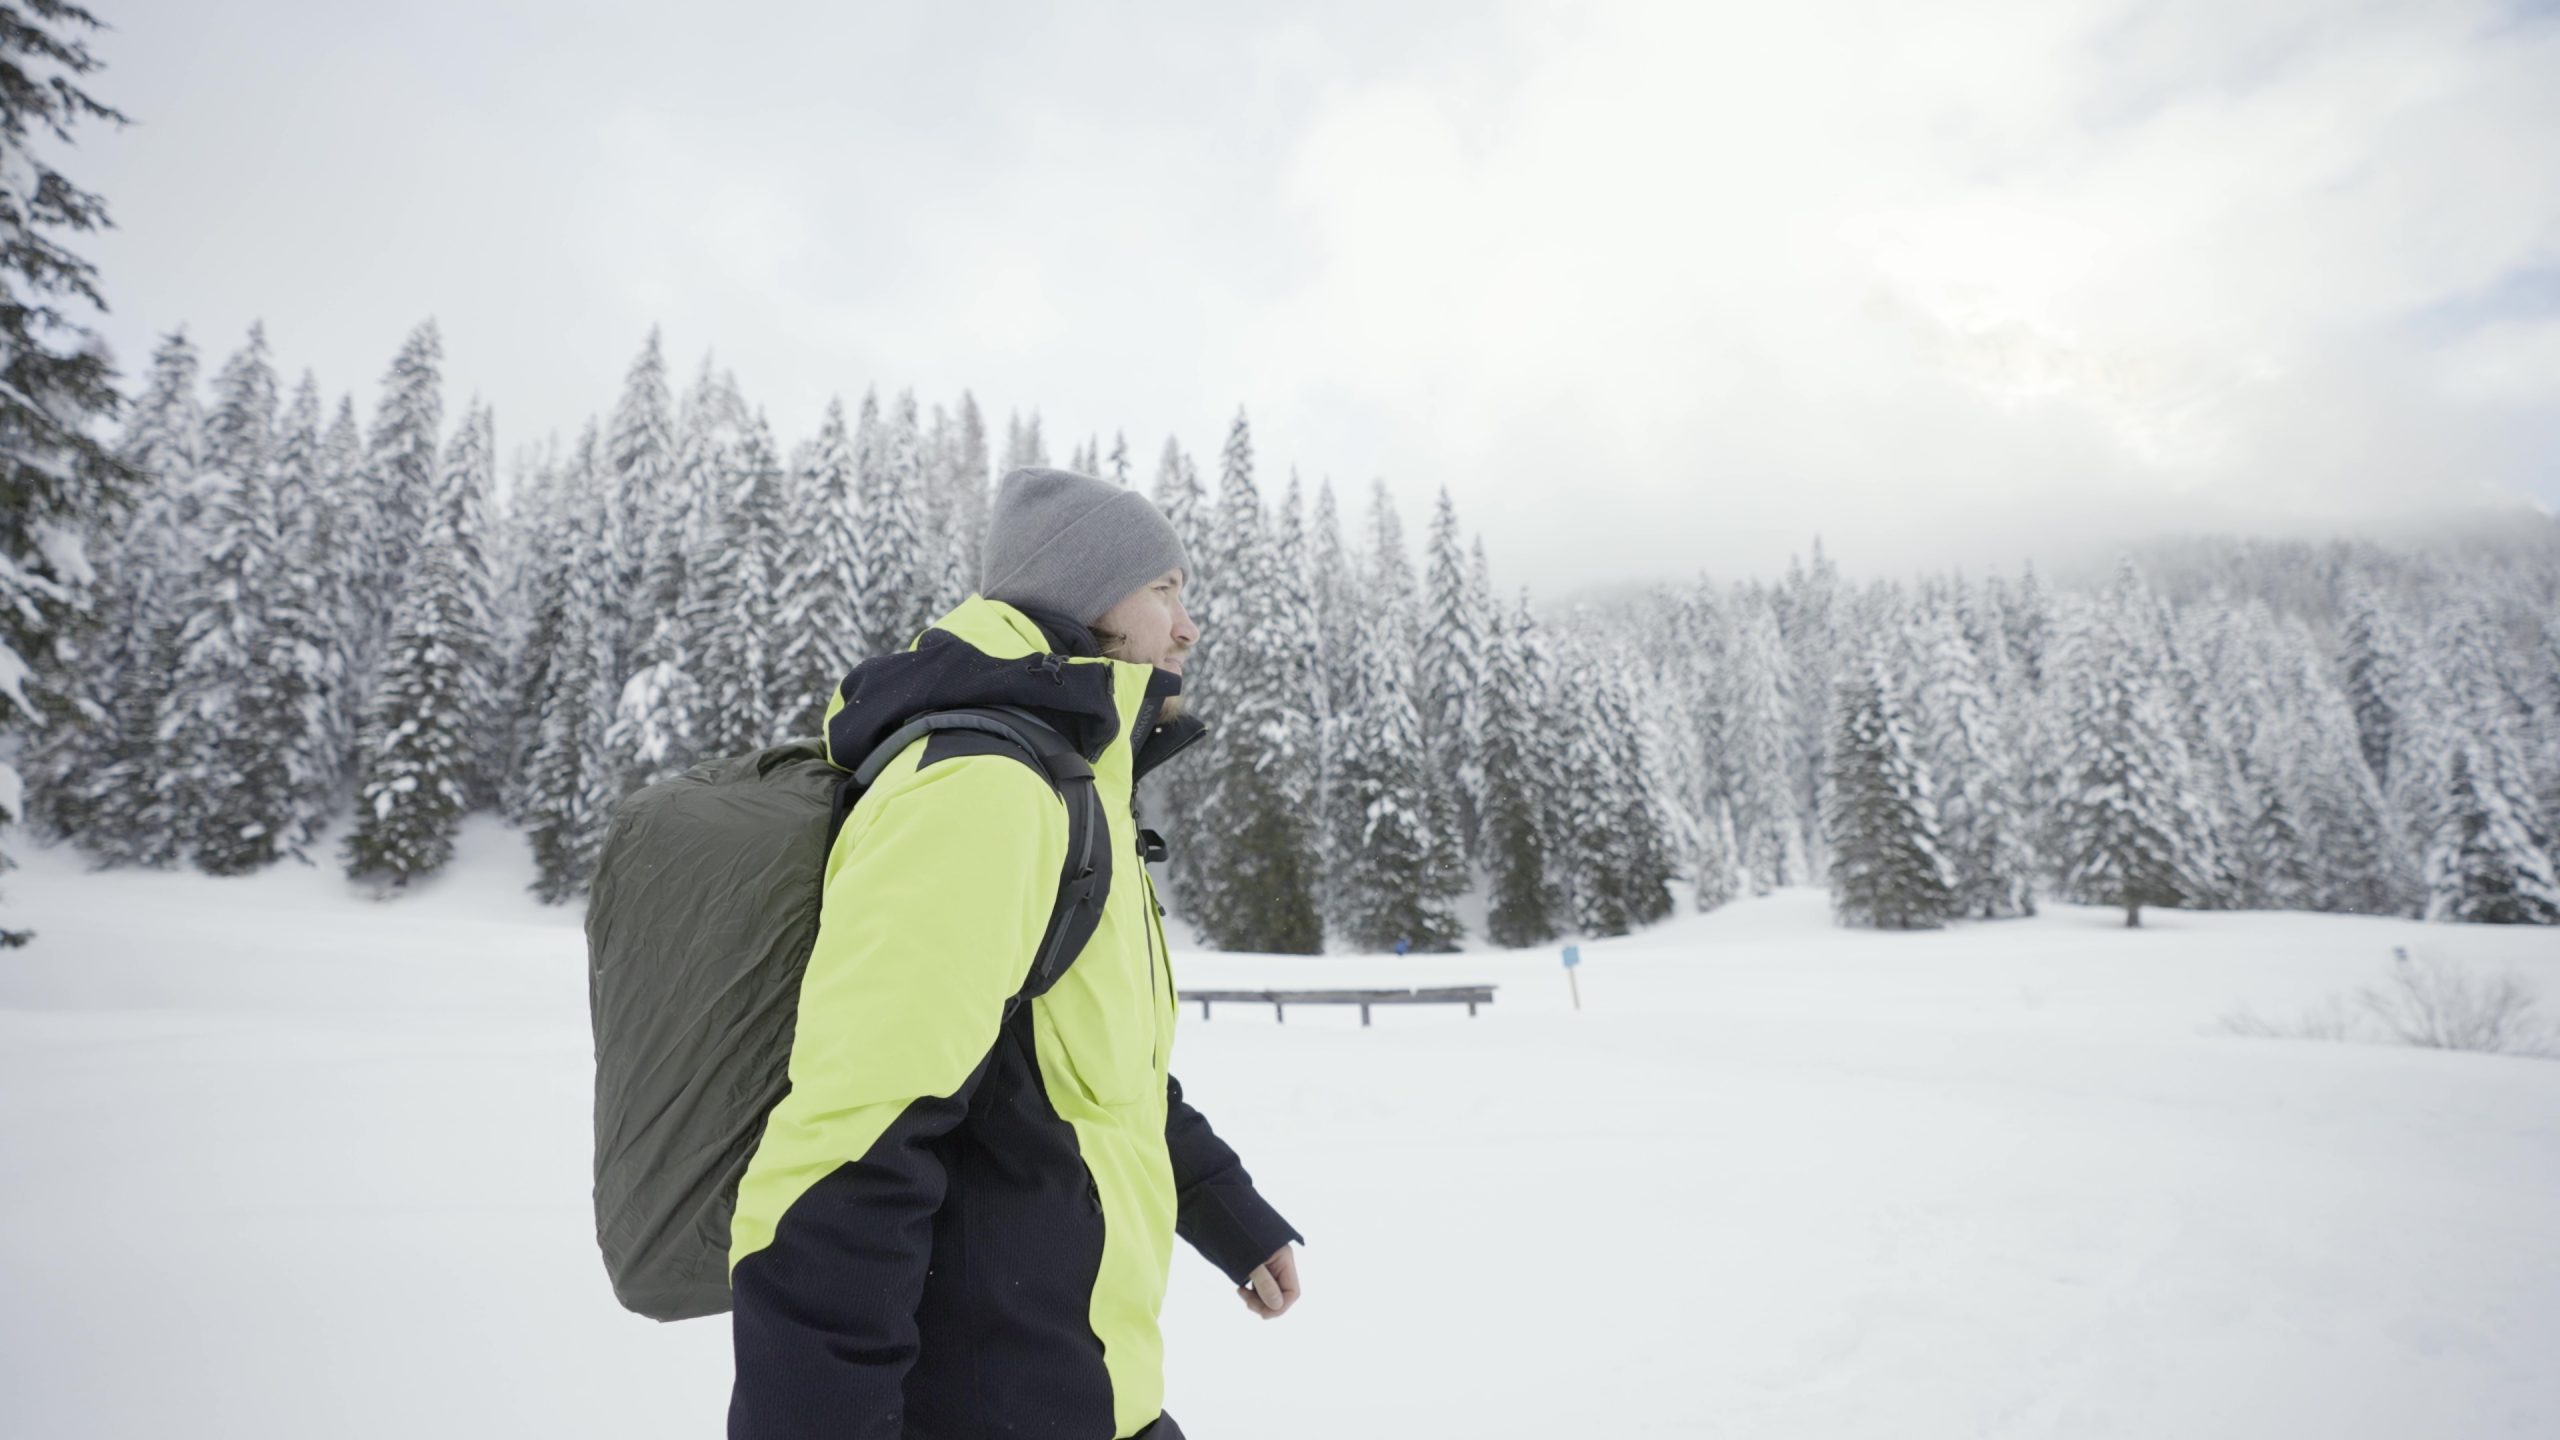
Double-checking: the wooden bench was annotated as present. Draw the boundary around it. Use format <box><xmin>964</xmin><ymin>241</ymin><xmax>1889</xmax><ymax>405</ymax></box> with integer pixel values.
<box><xmin>1177</xmin><ymin>986</ymin><xmax>1498</xmax><ymax>1027</ymax></box>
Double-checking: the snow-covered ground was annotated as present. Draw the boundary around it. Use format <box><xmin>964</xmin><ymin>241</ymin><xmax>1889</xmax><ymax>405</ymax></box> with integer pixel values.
<box><xmin>4</xmin><ymin>820</ymin><xmax>2557</xmax><ymax>1438</ymax></box>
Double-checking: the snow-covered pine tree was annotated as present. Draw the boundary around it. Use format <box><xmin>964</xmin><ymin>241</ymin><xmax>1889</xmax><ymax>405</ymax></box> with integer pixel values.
<box><xmin>2212</xmin><ymin>604</ymin><xmax>2318</xmax><ymax>912</ymax></box>
<box><xmin>1271</xmin><ymin>469</ymin><xmax>1327</xmax><ymax>752</ymax></box>
<box><xmin>1418</xmin><ymin>485</ymin><xmax>1489</xmax><ymax>867</ymax></box>
<box><xmin>2423</xmin><ymin>597</ymin><xmax>2559</xmax><ymax>917</ymax></box>
<box><xmin>1</xmin><ymin>7</ymin><xmax>134</xmax><ymax>939</ymax></box>
<box><xmin>2049</xmin><ymin>567</ymin><xmax>2219</xmax><ymax>928</ymax></box>
<box><xmin>268</xmin><ymin>372</ymin><xmax>343</xmax><ymax>853</ymax></box>
<box><xmin>1297</xmin><ymin>476</ymin><xmax>1363</xmax><ymax>938</ymax></box>
<box><xmin>921</xmin><ymin>404</ymin><xmax>954</xmax><ymax>556</ymax></box>
<box><xmin>771</xmin><ymin>396</ymin><xmax>865</xmax><ymax>735</ymax></box>
<box><xmin>1107</xmin><ymin>430</ymin><xmax>1131</xmax><ymax>486</ymax></box>
<box><xmin>1460</xmin><ymin>534</ymin><xmax>1505</xmax><ymax>872</ymax></box>
<box><xmin>1777</xmin><ymin>538</ymin><xmax>1844</xmax><ymax>882</ymax></box>
<box><xmin>1324</xmin><ymin>586</ymin><xmax>1466</xmax><ymax>953</ymax></box>
<box><xmin>928</xmin><ymin>501</ymin><xmax>974</xmax><ymax>621</ymax></box>
<box><xmin>0</xmin><ymin>0</ymin><xmax>136</xmax><ymax>937</ymax></box>
<box><xmin>884</xmin><ymin>389</ymin><xmax>936</xmax><ymax>647</ymax></box>
<box><xmin>2444</xmin><ymin>598</ymin><xmax>2550</xmax><ymax>836</ymax></box>
<box><xmin>1165</xmin><ymin>419</ymin><xmax>1244</xmax><ymax>937</ymax></box>
<box><xmin>605</xmin><ymin>640</ymin><xmax>702</xmax><ymax>800</ymax></box>
<box><xmin>2283</xmin><ymin>641</ymin><xmax>2406</xmax><ymax>915</ymax></box>
<box><xmin>2422</xmin><ymin>744</ymin><xmax>2560</xmax><ymax>924</ymax></box>
<box><xmin>917</xmin><ymin>393</ymin><xmax>986</xmax><ymax>593</ymax></box>
<box><xmin>1544</xmin><ymin>632</ymin><xmax>1617</xmax><ymax>932</ymax></box>
<box><xmin>524</xmin><ymin>426</ymin><xmax>622</xmax><ymax>904</ymax></box>
<box><xmin>1823</xmin><ymin>645</ymin><xmax>1956</xmax><ymax>929</ymax></box>
<box><xmin>160</xmin><ymin>325</ymin><xmax>293</xmax><ymax>874</ymax></box>
<box><xmin>1307</xmin><ymin>478</ymin><xmax>1359</xmax><ymax>719</ymax></box>
<box><xmin>640</xmin><ymin>359</ymin><xmax>733</xmax><ymax>647</ymax></box>
<box><xmin>1911</xmin><ymin>598</ymin><xmax>2035</xmax><ymax>918</ymax></box>
<box><xmin>1480</xmin><ymin>590</ymin><xmax>1563</xmax><ymax>944</ymax></box>
<box><xmin>1554</xmin><ymin>650</ymin><xmax>1677</xmax><ymax>936</ymax></box>
<box><xmin>22</xmin><ymin>328</ymin><xmax>196</xmax><ymax>863</ymax></box>
<box><xmin>2339</xmin><ymin>585</ymin><xmax>2409</xmax><ymax>792</ymax></box>
<box><xmin>1144</xmin><ymin>437</ymin><xmax>1215</xmax><ymax>902</ymax></box>
<box><xmin>1152</xmin><ymin>437</ymin><xmax>1212</xmax><ymax>623</ymax></box>
<box><xmin>604</xmin><ymin>329</ymin><xmax>675</xmax><ymax>687</ymax></box>
<box><xmin>1726</xmin><ymin>598</ymin><xmax>1802</xmax><ymax>892</ymax></box>
<box><xmin>1667</xmin><ymin>583</ymin><xmax>1736</xmax><ymax>900</ymax></box>
<box><xmin>2240</xmin><ymin>780</ymin><xmax>2317</xmax><ymax>911</ymax></box>
<box><xmin>1364</xmin><ymin>477</ymin><xmax>1468</xmax><ymax>921</ymax></box>
<box><xmin>343</xmin><ymin>401</ymin><xmax>497</xmax><ymax>887</ymax></box>
<box><xmin>352</xmin><ymin>321</ymin><xmax>445</xmax><ymax>704</ymax></box>
<box><xmin>1003</xmin><ymin>410</ymin><xmax>1049</xmax><ymax>471</ymax></box>
<box><xmin>853</xmin><ymin>390</ymin><xmax>932</xmax><ymax>657</ymax></box>
<box><xmin>948</xmin><ymin>392</ymin><xmax>992</xmax><ymax>585</ymax></box>
<box><xmin>1693</xmin><ymin>798</ymin><xmax>1744</xmax><ymax>913</ymax></box>
<box><xmin>494</xmin><ymin>438</ymin><xmax>567</xmax><ymax>824</ymax></box>
<box><xmin>311</xmin><ymin>396</ymin><xmax>368</xmax><ymax>797</ymax></box>
<box><xmin>691</xmin><ymin>409</ymin><xmax>788</xmax><ymax>757</ymax></box>
<box><xmin>2158</xmin><ymin>602</ymin><xmax>2249</xmax><ymax>908</ymax></box>
<box><xmin>1186</xmin><ymin>412</ymin><xmax>1322</xmax><ymax>953</ymax></box>
<box><xmin>1615</xmin><ymin>589</ymin><xmax>1705</xmax><ymax>886</ymax></box>
<box><xmin>2005</xmin><ymin>562</ymin><xmax>2051</xmax><ymax>691</ymax></box>
<box><xmin>603</xmin><ymin>390</ymin><xmax>705</xmax><ymax>797</ymax></box>
<box><xmin>1364</xmin><ymin>478</ymin><xmax>1422</xmax><ymax>676</ymax></box>
<box><xmin>2534</xmin><ymin>608</ymin><xmax>2560</xmax><ymax>848</ymax></box>
<box><xmin>2378</xmin><ymin>630</ymin><xmax>2464</xmax><ymax>890</ymax></box>
<box><xmin>2002</xmin><ymin>564</ymin><xmax>2064</xmax><ymax>868</ymax></box>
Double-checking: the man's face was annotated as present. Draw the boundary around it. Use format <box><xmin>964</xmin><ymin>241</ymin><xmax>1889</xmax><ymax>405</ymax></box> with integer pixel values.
<box><xmin>1094</xmin><ymin>566</ymin><xmax>1197</xmax><ymax>672</ymax></box>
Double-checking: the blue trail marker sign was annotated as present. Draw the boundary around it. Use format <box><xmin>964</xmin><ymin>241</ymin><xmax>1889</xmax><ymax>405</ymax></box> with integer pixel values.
<box><xmin>1561</xmin><ymin>944</ymin><xmax>1582</xmax><ymax>1011</ymax></box>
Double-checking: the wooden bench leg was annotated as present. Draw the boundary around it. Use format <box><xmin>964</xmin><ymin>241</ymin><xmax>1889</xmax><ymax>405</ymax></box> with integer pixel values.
<box><xmin>1274</xmin><ymin>1003</ymin><xmax>1284</xmax><ymax>1024</ymax></box>
<box><xmin>1199</xmin><ymin>999</ymin><xmax>1212</xmax><ymax>1020</ymax></box>
<box><xmin>1360</xmin><ymin>1002</ymin><xmax>1371</xmax><ymax>1027</ymax></box>
<box><xmin>1467</xmin><ymin>1001</ymin><xmax>1478</xmax><ymax>1017</ymax></box>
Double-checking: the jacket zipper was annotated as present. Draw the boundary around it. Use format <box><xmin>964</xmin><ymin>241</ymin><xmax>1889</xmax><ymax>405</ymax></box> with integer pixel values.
<box><xmin>1140</xmin><ymin>866</ymin><xmax>1170</xmax><ymax>1079</ymax></box>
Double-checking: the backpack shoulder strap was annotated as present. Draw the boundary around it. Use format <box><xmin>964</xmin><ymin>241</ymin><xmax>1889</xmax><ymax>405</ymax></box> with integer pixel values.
<box><xmin>838</xmin><ymin>706</ymin><xmax>1112</xmax><ymax>1010</ymax></box>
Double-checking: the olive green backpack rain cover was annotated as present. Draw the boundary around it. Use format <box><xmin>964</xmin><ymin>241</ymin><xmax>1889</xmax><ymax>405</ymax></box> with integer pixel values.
<box><xmin>586</xmin><ymin>712</ymin><xmax>1105</xmax><ymax>1322</ymax></box>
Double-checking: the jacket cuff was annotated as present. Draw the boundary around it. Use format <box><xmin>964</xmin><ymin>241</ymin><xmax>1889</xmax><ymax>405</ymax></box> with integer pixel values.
<box><xmin>1177</xmin><ymin>1181</ymin><xmax>1307</xmax><ymax>1288</ymax></box>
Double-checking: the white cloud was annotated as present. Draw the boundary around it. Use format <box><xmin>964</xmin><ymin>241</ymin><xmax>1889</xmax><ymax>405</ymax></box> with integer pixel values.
<box><xmin>75</xmin><ymin>0</ymin><xmax>2560</xmax><ymax>603</ymax></box>
<box><xmin>1226</xmin><ymin>0</ymin><xmax>2560</xmax><ymax>591</ymax></box>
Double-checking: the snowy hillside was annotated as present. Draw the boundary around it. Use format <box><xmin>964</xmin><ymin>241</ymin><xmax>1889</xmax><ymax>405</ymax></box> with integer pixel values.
<box><xmin>2</xmin><ymin>823</ymin><xmax>2556</xmax><ymax>1439</ymax></box>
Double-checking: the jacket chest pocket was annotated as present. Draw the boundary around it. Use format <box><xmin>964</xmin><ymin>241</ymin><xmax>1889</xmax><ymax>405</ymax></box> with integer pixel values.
<box><xmin>1033</xmin><ymin>898</ymin><xmax>1158</xmax><ymax>1110</ymax></box>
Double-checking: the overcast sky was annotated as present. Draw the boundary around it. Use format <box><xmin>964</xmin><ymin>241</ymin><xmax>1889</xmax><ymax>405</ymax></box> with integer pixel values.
<box><xmin>69</xmin><ymin>0</ymin><xmax>2560</xmax><ymax>604</ymax></box>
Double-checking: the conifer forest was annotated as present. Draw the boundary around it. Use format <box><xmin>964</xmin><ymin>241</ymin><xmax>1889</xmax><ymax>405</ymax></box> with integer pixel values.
<box><xmin>11</xmin><ymin>316</ymin><xmax>2558</xmax><ymax>949</ymax></box>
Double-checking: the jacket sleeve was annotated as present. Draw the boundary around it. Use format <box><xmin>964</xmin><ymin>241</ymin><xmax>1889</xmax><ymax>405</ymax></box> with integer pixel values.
<box><xmin>728</xmin><ymin>754</ymin><xmax>1066</xmax><ymax>1440</ymax></box>
<box><xmin>1164</xmin><ymin>1071</ymin><xmax>1307</xmax><ymax>1287</ymax></box>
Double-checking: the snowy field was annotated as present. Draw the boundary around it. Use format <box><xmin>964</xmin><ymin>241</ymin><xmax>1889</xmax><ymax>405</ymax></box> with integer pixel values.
<box><xmin>3</xmin><ymin>820</ymin><xmax>2557</xmax><ymax>1439</ymax></box>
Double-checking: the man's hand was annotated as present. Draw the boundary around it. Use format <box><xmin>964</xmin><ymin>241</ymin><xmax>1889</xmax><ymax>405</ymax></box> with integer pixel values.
<box><xmin>1238</xmin><ymin>1243</ymin><xmax>1301</xmax><ymax>1319</ymax></box>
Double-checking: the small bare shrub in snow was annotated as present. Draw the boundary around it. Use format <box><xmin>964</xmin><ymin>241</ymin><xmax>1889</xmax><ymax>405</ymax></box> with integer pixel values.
<box><xmin>2216</xmin><ymin>946</ymin><xmax>2559</xmax><ymax>1060</ymax></box>
<box><xmin>2361</xmin><ymin>947</ymin><xmax>2555</xmax><ymax>1055</ymax></box>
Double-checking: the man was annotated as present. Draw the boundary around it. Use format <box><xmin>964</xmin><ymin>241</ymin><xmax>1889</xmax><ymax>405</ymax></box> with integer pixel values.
<box><xmin>728</xmin><ymin>468</ymin><xmax>1305</xmax><ymax>1440</ymax></box>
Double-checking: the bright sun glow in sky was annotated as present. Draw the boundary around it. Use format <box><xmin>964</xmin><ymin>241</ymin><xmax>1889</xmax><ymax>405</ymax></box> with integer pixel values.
<box><xmin>76</xmin><ymin>0</ymin><xmax>2560</xmax><ymax>601</ymax></box>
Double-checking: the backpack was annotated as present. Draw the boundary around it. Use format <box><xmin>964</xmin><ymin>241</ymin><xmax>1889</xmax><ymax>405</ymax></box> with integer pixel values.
<box><xmin>586</xmin><ymin>705</ymin><xmax>1112</xmax><ymax>1322</ymax></box>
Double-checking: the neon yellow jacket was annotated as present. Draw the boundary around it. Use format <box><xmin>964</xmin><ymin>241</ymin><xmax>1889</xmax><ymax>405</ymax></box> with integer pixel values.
<box><xmin>728</xmin><ymin>594</ymin><xmax>1301</xmax><ymax>1440</ymax></box>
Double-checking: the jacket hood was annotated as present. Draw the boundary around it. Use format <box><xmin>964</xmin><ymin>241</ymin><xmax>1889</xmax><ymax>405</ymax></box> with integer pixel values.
<box><xmin>821</xmin><ymin>593</ymin><xmax>1208</xmax><ymax>788</ymax></box>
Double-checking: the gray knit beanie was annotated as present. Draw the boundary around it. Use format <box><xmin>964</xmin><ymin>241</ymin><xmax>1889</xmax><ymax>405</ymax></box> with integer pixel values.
<box><xmin>979</xmin><ymin>467</ymin><xmax>1191</xmax><ymax>626</ymax></box>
